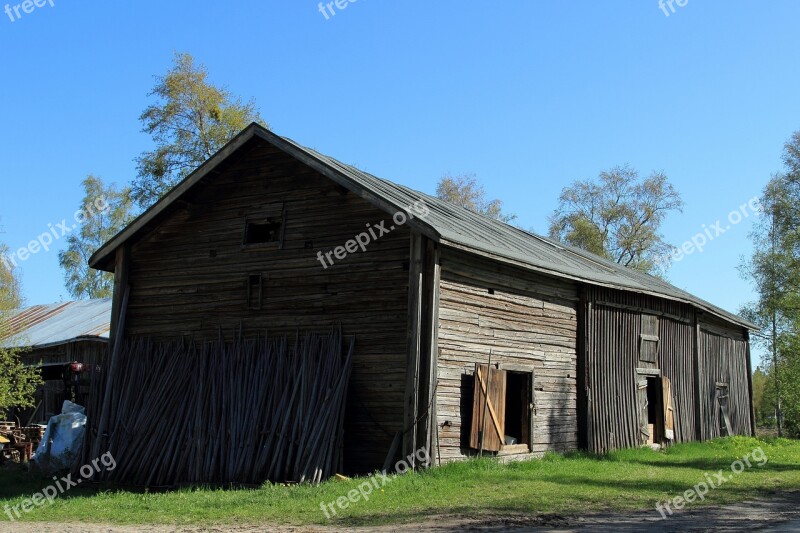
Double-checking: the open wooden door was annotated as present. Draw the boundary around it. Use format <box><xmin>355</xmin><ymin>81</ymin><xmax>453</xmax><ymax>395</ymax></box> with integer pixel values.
<box><xmin>717</xmin><ymin>384</ymin><xmax>733</xmax><ymax>436</ymax></box>
<box><xmin>637</xmin><ymin>379</ymin><xmax>650</xmax><ymax>445</ymax></box>
<box><xmin>470</xmin><ymin>364</ymin><xmax>506</xmax><ymax>452</ymax></box>
<box><xmin>662</xmin><ymin>376</ymin><xmax>675</xmax><ymax>442</ymax></box>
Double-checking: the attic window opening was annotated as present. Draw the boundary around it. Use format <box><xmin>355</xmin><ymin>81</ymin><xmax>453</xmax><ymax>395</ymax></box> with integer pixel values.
<box><xmin>244</xmin><ymin>220</ymin><xmax>282</xmax><ymax>246</ymax></box>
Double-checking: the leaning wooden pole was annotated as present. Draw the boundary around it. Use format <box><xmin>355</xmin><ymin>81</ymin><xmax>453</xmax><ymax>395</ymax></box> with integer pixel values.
<box><xmin>90</xmin><ymin>285</ymin><xmax>129</xmax><ymax>464</ymax></box>
<box><xmin>479</xmin><ymin>355</ymin><xmax>492</xmax><ymax>456</ymax></box>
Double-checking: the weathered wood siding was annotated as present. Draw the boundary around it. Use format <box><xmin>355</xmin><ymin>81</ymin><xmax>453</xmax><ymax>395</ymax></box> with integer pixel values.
<box><xmin>435</xmin><ymin>250</ymin><xmax>579</xmax><ymax>462</ymax></box>
<box><xmin>17</xmin><ymin>340</ymin><xmax>108</xmax><ymax>424</ymax></box>
<box><xmin>122</xmin><ymin>139</ymin><xmax>412</xmax><ymax>473</ymax></box>
<box><xmin>584</xmin><ymin>287</ymin><xmax>752</xmax><ymax>454</ymax></box>
<box><xmin>584</xmin><ymin>288</ymin><xmax>697</xmax><ymax>453</ymax></box>
<box><xmin>698</xmin><ymin>316</ymin><xmax>753</xmax><ymax>439</ymax></box>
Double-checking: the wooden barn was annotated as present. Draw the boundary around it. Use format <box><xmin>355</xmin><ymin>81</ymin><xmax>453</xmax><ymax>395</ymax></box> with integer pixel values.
<box><xmin>2</xmin><ymin>299</ymin><xmax>111</xmax><ymax>424</ymax></box>
<box><xmin>87</xmin><ymin>123</ymin><xmax>756</xmax><ymax>479</ymax></box>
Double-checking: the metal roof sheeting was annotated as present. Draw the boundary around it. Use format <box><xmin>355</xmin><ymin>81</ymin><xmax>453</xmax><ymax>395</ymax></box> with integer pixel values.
<box><xmin>2</xmin><ymin>299</ymin><xmax>111</xmax><ymax>349</ymax></box>
<box><xmin>88</xmin><ymin>124</ymin><xmax>755</xmax><ymax>330</ymax></box>
<box><xmin>281</xmin><ymin>137</ymin><xmax>756</xmax><ymax>330</ymax></box>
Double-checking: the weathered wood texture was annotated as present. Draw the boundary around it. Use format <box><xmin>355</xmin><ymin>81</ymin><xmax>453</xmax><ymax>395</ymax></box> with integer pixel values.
<box><xmin>585</xmin><ymin>288</ymin><xmax>697</xmax><ymax>453</ymax></box>
<box><xmin>122</xmin><ymin>139</ymin><xmax>412</xmax><ymax>473</ymax></box>
<box><xmin>584</xmin><ymin>287</ymin><xmax>752</xmax><ymax>454</ymax></box>
<box><xmin>16</xmin><ymin>341</ymin><xmax>108</xmax><ymax>424</ymax></box>
<box><xmin>435</xmin><ymin>249</ymin><xmax>579</xmax><ymax>462</ymax></box>
<box><xmin>698</xmin><ymin>315</ymin><xmax>753</xmax><ymax>440</ymax></box>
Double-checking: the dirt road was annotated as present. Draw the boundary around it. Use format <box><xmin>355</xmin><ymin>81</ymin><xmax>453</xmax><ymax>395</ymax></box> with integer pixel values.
<box><xmin>2</xmin><ymin>491</ymin><xmax>798</xmax><ymax>532</ymax></box>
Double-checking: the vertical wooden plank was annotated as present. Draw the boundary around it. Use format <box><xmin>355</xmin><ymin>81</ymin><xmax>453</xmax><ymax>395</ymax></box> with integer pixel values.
<box><xmin>470</xmin><ymin>364</ymin><xmax>506</xmax><ymax>452</ymax></box>
<box><xmin>403</xmin><ymin>233</ymin><xmax>424</xmax><ymax>459</ymax></box>
<box><xmin>576</xmin><ymin>285</ymin><xmax>589</xmax><ymax>450</ymax></box>
<box><xmin>637</xmin><ymin>379</ymin><xmax>649</xmax><ymax>446</ymax></box>
<box><xmin>425</xmin><ymin>244</ymin><xmax>441</xmax><ymax>466</ymax></box>
<box><xmin>108</xmin><ymin>245</ymin><xmax>130</xmax><ymax>344</ymax></box>
<box><xmin>662</xmin><ymin>376</ymin><xmax>675</xmax><ymax>442</ymax></box>
<box><xmin>693</xmin><ymin>312</ymin><xmax>703</xmax><ymax>441</ymax></box>
<box><xmin>744</xmin><ymin>330</ymin><xmax>756</xmax><ymax>437</ymax></box>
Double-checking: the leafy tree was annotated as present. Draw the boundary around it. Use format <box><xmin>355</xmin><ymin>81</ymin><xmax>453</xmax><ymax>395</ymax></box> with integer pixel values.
<box><xmin>741</xmin><ymin>132</ymin><xmax>800</xmax><ymax>437</ymax></box>
<box><xmin>0</xmin><ymin>242</ymin><xmax>22</xmax><ymax>311</ymax></box>
<box><xmin>548</xmin><ymin>166</ymin><xmax>683</xmax><ymax>275</ymax></box>
<box><xmin>132</xmin><ymin>52</ymin><xmax>266</xmax><ymax>209</ymax></box>
<box><xmin>752</xmin><ymin>367</ymin><xmax>773</xmax><ymax>426</ymax></box>
<box><xmin>59</xmin><ymin>176</ymin><xmax>134</xmax><ymax>299</ymax></box>
<box><xmin>436</xmin><ymin>173</ymin><xmax>517</xmax><ymax>223</ymax></box>
<box><xmin>778</xmin><ymin>331</ymin><xmax>800</xmax><ymax>437</ymax></box>
<box><xmin>0</xmin><ymin>245</ymin><xmax>39</xmax><ymax>417</ymax></box>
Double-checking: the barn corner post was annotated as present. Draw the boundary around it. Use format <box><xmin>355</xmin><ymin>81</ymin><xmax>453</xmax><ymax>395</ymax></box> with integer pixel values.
<box><xmin>693</xmin><ymin>310</ymin><xmax>704</xmax><ymax>442</ymax></box>
<box><xmin>745</xmin><ymin>329</ymin><xmax>756</xmax><ymax>437</ymax></box>
<box><xmin>402</xmin><ymin>232</ymin><xmax>440</xmax><ymax>469</ymax></box>
<box><xmin>576</xmin><ymin>285</ymin><xmax>590</xmax><ymax>451</ymax></box>
<box><xmin>91</xmin><ymin>243</ymin><xmax>130</xmax><ymax>465</ymax></box>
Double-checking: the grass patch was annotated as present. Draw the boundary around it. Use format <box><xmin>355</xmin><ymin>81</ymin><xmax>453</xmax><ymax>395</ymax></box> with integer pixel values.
<box><xmin>0</xmin><ymin>436</ymin><xmax>798</xmax><ymax>527</ymax></box>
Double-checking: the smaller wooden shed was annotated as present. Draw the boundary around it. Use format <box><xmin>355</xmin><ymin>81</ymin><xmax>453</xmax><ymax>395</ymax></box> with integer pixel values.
<box><xmin>2</xmin><ymin>299</ymin><xmax>111</xmax><ymax>424</ymax></box>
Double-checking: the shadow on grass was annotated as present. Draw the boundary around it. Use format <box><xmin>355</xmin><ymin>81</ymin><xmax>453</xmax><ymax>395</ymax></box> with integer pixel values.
<box><xmin>621</xmin><ymin>458</ymin><xmax>798</xmax><ymax>472</ymax></box>
<box><xmin>0</xmin><ymin>467</ymin><xmax>106</xmax><ymax>502</ymax></box>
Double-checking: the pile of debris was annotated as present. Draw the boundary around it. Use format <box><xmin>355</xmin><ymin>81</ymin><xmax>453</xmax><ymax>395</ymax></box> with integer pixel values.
<box><xmin>83</xmin><ymin>329</ymin><xmax>354</xmax><ymax>487</ymax></box>
<box><xmin>0</xmin><ymin>422</ymin><xmax>43</xmax><ymax>465</ymax></box>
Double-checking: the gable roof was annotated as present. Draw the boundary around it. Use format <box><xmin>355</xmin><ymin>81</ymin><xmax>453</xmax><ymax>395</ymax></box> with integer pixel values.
<box><xmin>1</xmin><ymin>299</ymin><xmax>111</xmax><ymax>349</ymax></box>
<box><xmin>89</xmin><ymin>123</ymin><xmax>756</xmax><ymax>330</ymax></box>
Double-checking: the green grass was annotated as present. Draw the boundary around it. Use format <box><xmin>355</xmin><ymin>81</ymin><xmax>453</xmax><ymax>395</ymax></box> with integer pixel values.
<box><xmin>1</xmin><ymin>436</ymin><xmax>798</xmax><ymax>527</ymax></box>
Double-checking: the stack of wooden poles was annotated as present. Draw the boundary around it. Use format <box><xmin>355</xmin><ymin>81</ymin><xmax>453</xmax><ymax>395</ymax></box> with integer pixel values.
<box><xmin>82</xmin><ymin>329</ymin><xmax>354</xmax><ymax>486</ymax></box>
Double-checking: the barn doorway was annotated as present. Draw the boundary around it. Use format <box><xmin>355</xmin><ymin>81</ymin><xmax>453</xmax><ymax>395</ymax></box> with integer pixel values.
<box><xmin>504</xmin><ymin>371</ymin><xmax>532</xmax><ymax>448</ymax></box>
<box><xmin>637</xmin><ymin>374</ymin><xmax>675</xmax><ymax>447</ymax></box>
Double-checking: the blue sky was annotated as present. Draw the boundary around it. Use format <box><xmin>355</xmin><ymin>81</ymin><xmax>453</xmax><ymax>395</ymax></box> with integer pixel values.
<box><xmin>1</xmin><ymin>1</ymin><xmax>798</xmax><ymax>367</ymax></box>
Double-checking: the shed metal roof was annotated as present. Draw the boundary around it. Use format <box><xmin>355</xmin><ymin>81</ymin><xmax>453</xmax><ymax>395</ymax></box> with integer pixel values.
<box><xmin>89</xmin><ymin>123</ymin><xmax>756</xmax><ymax>330</ymax></box>
<box><xmin>1</xmin><ymin>299</ymin><xmax>111</xmax><ymax>349</ymax></box>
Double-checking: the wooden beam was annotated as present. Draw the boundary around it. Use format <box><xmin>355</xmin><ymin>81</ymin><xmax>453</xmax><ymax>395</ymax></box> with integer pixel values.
<box><xmin>745</xmin><ymin>330</ymin><xmax>756</xmax><ymax>437</ymax></box>
<box><xmin>576</xmin><ymin>285</ymin><xmax>589</xmax><ymax>450</ymax></box>
<box><xmin>693</xmin><ymin>311</ymin><xmax>703</xmax><ymax>441</ymax></box>
<box><xmin>424</xmin><ymin>243</ymin><xmax>441</xmax><ymax>466</ymax></box>
<box><xmin>595</xmin><ymin>300</ymin><xmax>692</xmax><ymax>325</ymax></box>
<box><xmin>402</xmin><ymin>233</ymin><xmax>424</xmax><ymax>459</ymax></box>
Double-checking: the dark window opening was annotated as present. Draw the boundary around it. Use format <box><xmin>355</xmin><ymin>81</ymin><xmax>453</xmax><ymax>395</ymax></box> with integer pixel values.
<box><xmin>244</xmin><ymin>220</ymin><xmax>282</xmax><ymax>245</ymax></box>
<box><xmin>504</xmin><ymin>371</ymin><xmax>532</xmax><ymax>448</ymax></box>
<box><xmin>247</xmin><ymin>274</ymin><xmax>263</xmax><ymax>310</ymax></box>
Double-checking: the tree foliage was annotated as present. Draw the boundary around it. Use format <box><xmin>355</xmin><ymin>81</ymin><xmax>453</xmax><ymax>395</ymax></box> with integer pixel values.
<box><xmin>741</xmin><ymin>131</ymin><xmax>800</xmax><ymax>438</ymax></box>
<box><xmin>59</xmin><ymin>176</ymin><xmax>134</xmax><ymax>299</ymax></box>
<box><xmin>548</xmin><ymin>165</ymin><xmax>683</xmax><ymax>276</ymax></box>
<box><xmin>132</xmin><ymin>52</ymin><xmax>266</xmax><ymax>209</ymax></box>
<box><xmin>436</xmin><ymin>173</ymin><xmax>517</xmax><ymax>224</ymax></box>
<box><xmin>751</xmin><ymin>367</ymin><xmax>771</xmax><ymax>426</ymax></box>
<box><xmin>0</xmin><ymin>246</ymin><xmax>39</xmax><ymax>417</ymax></box>
<box><xmin>0</xmin><ymin>242</ymin><xmax>22</xmax><ymax>311</ymax></box>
